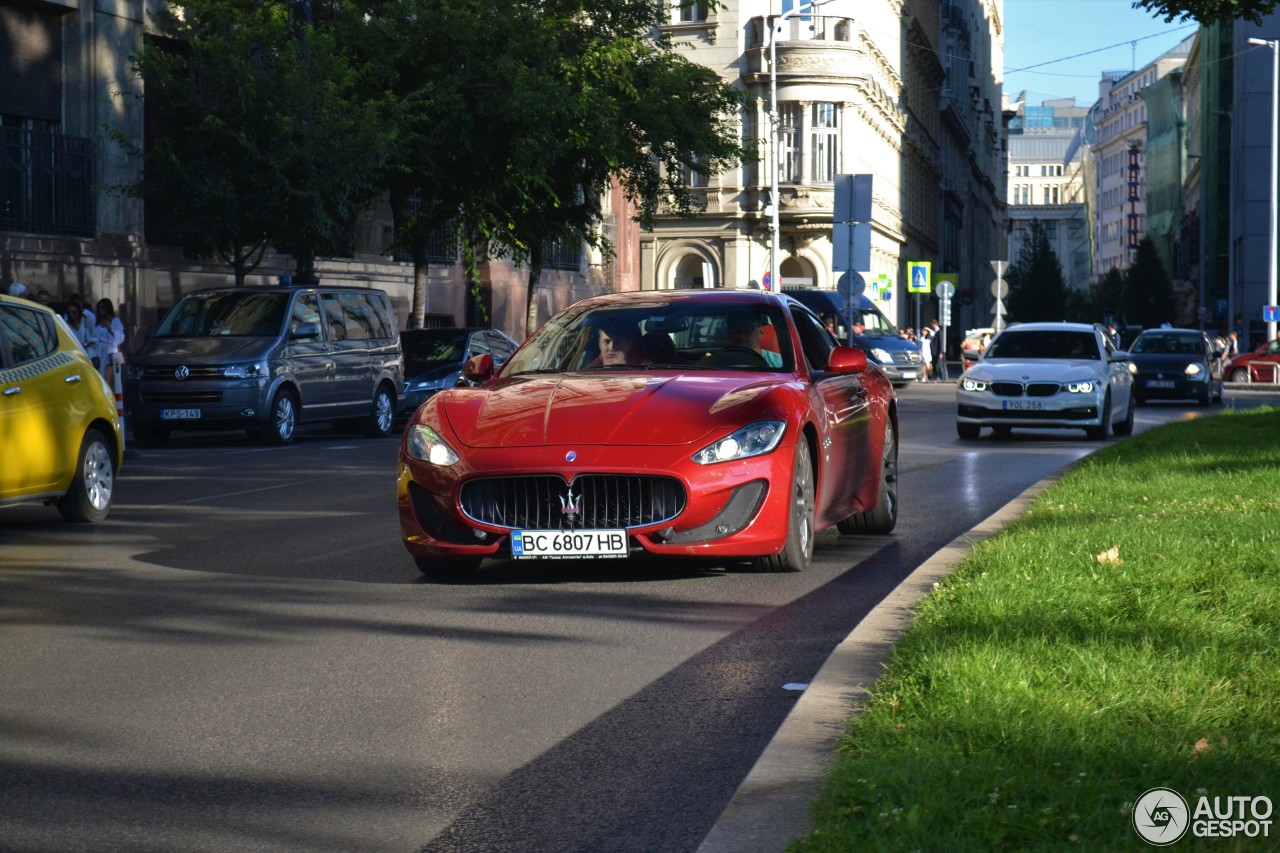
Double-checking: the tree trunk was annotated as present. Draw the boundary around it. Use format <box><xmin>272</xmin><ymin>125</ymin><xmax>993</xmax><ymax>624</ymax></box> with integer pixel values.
<box><xmin>524</xmin><ymin>245</ymin><xmax>544</xmax><ymax>340</ymax></box>
<box><xmin>410</xmin><ymin>248</ymin><xmax>428</xmax><ymax>330</ymax></box>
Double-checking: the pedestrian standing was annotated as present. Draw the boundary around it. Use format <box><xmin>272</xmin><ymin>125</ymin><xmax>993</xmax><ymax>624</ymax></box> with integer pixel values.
<box><xmin>68</xmin><ymin>292</ymin><xmax>97</xmax><ymax>335</ymax></box>
<box><xmin>1106</xmin><ymin>322</ymin><xmax>1121</xmax><ymax>349</ymax></box>
<box><xmin>95</xmin><ymin>298</ymin><xmax>126</xmax><ymax>387</ymax></box>
<box><xmin>928</xmin><ymin>318</ymin><xmax>945</xmax><ymax>380</ymax></box>
<box><xmin>919</xmin><ymin>324</ymin><xmax>933</xmax><ymax>380</ymax></box>
<box><xmin>64</xmin><ymin>302</ymin><xmax>98</xmax><ymax>367</ymax></box>
<box><xmin>7</xmin><ymin>281</ymin><xmax>29</xmax><ymax>299</ymax></box>
<box><xmin>1225</xmin><ymin>330</ymin><xmax>1240</xmax><ymax>358</ymax></box>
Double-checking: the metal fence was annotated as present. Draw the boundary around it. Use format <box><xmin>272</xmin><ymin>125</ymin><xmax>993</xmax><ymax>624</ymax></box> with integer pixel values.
<box><xmin>0</xmin><ymin>127</ymin><xmax>95</xmax><ymax>237</ymax></box>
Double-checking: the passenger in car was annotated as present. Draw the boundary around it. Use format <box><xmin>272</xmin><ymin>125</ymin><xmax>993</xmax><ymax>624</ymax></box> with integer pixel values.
<box><xmin>596</xmin><ymin>320</ymin><xmax>642</xmax><ymax>366</ymax></box>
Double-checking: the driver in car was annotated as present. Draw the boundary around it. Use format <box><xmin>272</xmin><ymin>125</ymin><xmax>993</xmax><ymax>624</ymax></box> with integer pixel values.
<box><xmin>725</xmin><ymin>309</ymin><xmax>784</xmax><ymax>367</ymax></box>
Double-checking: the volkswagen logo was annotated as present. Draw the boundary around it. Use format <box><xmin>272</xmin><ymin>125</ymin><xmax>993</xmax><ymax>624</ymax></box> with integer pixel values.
<box><xmin>174</xmin><ymin>366</ymin><xmax>190</xmax><ymax>380</ymax></box>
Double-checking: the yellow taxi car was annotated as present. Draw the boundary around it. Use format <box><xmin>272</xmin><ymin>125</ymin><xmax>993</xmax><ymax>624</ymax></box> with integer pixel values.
<box><xmin>0</xmin><ymin>292</ymin><xmax>123</xmax><ymax>522</ymax></box>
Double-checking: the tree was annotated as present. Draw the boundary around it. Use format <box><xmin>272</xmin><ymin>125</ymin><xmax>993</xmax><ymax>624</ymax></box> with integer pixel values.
<box><xmin>1136</xmin><ymin>0</ymin><xmax>1280</xmax><ymax>24</ymax></box>
<box><xmin>117</xmin><ymin>0</ymin><xmax>389</xmax><ymax>286</ymax></box>
<box><xmin>1005</xmin><ymin>220</ymin><xmax>1072</xmax><ymax>322</ymax></box>
<box><xmin>1123</xmin><ymin>236</ymin><xmax>1177</xmax><ymax>327</ymax></box>
<box><xmin>1091</xmin><ymin>267</ymin><xmax>1127</xmax><ymax>324</ymax></box>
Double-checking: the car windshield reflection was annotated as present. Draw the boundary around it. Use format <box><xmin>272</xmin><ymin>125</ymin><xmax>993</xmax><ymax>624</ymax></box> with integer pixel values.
<box><xmin>984</xmin><ymin>330</ymin><xmax>1099</xmax><ymax>360</ymax></box>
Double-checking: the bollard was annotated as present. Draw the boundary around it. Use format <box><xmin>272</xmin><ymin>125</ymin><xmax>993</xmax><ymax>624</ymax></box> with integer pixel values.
<box><xmin>111</xmin><ymin>350</ymin><xmax>128</xmax><ymax>452</ymax></box>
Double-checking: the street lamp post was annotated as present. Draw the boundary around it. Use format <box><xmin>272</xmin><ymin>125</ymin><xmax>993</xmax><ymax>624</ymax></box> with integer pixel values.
<box><xmin>1248</xmin><ymin>37</ymin><xmax>1279</xmax><ymax>342</ymax></box>
<box><xmin>768</xmin><ymin>1</ymin><xmax>831</xmax><ymax>291</ymax></box>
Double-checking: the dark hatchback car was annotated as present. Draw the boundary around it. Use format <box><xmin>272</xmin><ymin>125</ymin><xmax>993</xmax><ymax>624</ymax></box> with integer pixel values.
<box><xmin>400</xmin><ymin>327</ymin><xmax>519</xmax><ymax>415</ymax></box>
<box><xmin>1128</xmin><ymin>328</ymin><xmax>1223</xmax><ymax>405</ymax></box>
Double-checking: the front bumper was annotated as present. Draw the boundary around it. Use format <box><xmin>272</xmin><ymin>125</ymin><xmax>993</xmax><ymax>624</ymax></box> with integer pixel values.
<box><xmin>396</xmin><ymin>440</ymin><xmax>796</xmax><ymax>563</ymax></box>
<box><xmin>1133</xmin><ymin>372</ymin><xmax>1209</xmax><ymax>400</ymax></box>
<box><xmin>956</xmin><ymin>389</ymin><xmax>1103</xmax><ymax>429</ymax></box>
<box><xmin>124</xmin><ymin>379</ymin><xmax>272</xmax><ymax>430</ymax></box>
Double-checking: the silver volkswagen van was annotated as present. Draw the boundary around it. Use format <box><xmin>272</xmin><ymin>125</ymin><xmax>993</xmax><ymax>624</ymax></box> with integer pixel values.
<box><xmin>125</xmin><ymin>286</ymin><xmax>402</xmax><ymax>446</ymax></box>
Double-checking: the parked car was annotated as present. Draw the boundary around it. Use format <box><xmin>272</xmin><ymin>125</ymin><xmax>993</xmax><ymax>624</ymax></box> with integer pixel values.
<box><xmin>125</xmin><ymin>286</ymin><xmax>402</xmax><ymax>446</ymax></box>
<box><xmin>1223</xmin><ymin>336</ymin><xmax>1280</xmax><ymax>384</ymax></box>
<box><xmin>400</xmin><ymin>327</ymin><xmax>519</xmax><ymax>416</ymax></box>
<box><xmin>1127</xmin><ymin>327</ymin><xmax>1224</xmax><ymax>405</ymax></box>
<box><xmin>0</xmin><ymin>293</ymin><xmax>124</xmax><ymax>522</ymax></box>
<box><xmin>783</xmin><ymin>288</ymin><xmax>923</xmax><ymax>386</ymax></box>
<box><xmin>398</xmin><ymin>289</ymin><xmax>898</xmax><ymax>577</ymax></box>
<box><xmin>956</xmin><ymin>322</ymin><xmax>1135</xmax><ymax>440</ymax></box>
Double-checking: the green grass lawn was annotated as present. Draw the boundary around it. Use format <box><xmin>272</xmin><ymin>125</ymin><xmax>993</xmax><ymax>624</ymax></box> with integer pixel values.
<box><xmin>793</xmin><ymin>407</ymin><xmax>1280</xmax><ymax>852</ymax></box>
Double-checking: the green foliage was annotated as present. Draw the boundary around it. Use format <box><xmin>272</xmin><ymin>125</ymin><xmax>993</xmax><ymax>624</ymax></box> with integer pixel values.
<box><xmin>120</xmin><ymin>0</ymin><xmax>389</xmax><ymax>285</ymax></box>
<box><xmin>1123</xmin><ymin>236</ymin><xmax>1177</xmax><ymax>328</ymax></box>
<box><xmin>1090</xmin><ymin>266</ymin><xmax>1126</xmax><ymax>323</ymax></box>
<box><xmin>1005</xmin><ymin>220</ymin><xmax>1072</xmax><ymax>322</ymax></box>
<box><xmin>1135</xmin><ymin>0</ymin><xmax>1280</xmax><ymax>24</ymax></box>
<box><xmin>794</xmin><ymin>407</ymin><xmax>1280</xmax><ymax>851</ymax></box>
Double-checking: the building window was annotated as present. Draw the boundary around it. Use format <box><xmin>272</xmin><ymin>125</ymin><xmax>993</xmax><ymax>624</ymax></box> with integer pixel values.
<box><xmin>779</xmin><ymin>102</ymin><xmax>799</xmax><ymax>183</ymax></box>
<box><xmin>683</xmin><ymin>157</ymin><xmax>707</xmax><ymax>188</ymax></box>
<box><xmin>676</xmin><ymin>1</ymin><xmax>708</xmax><ymax>23</ymax></box>
<box><xmin>809</xmin><ymin>102</ymin><xmax>838</xmax><ymax>182</ymax></box>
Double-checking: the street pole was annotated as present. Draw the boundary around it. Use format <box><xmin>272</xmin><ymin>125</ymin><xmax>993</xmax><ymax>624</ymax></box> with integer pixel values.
<box><xmin>1248</xmin><ymin>37</ymin><xmax>1279</xmax><ymax>342</ymax></box>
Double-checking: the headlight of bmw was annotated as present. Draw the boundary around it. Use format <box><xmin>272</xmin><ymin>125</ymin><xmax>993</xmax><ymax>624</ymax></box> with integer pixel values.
<box><xmin>222</xmin><ymin>361</ymin><xmax>270</xmax><ymax>379</ymax></box>
<box><xmin>406</xmin><ymin>425</ymin><xmax>460</xmax><ymax>466</ymax></box>
<box><xmin>870</xmin><ymin>347</ymin><xmax>893</xmax><ymax>364</ymax></box>
<box><xmin>962</xmin><ymin>378</ymin><xmax>989</xmax><ymax>392</ymax></box>
<box><xmin>1065</xmin><ymin>381</ymin><xmax>1096</xmax><ymax>393</ymax></box>
<box><xmin>693</xmin><ymin>421</ymin><xmax>786</xmax><ymax>465</ymax></box>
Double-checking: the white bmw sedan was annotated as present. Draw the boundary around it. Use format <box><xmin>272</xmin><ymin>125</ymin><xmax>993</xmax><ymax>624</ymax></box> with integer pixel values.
<box><xmin>956</xmin><ymin>322</ymin><xmax>1135</xmax><ymax>440</ymax></box>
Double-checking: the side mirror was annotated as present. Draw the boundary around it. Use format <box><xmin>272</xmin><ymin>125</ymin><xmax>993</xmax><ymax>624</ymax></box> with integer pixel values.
<box><xmin>463</xmin><ymin>352</ymin><xmax>495</xmax><ymax>384</ymax></box>
<box><xmin>290</xmin><ymin>322</ymin><xmax>320</xmax><ymax>340</ymax></box>
<box><xmin>1110</xmin><ymin>350</ymin><xmax>1130</xmax><ymax>362</ymax></box>
<box><xmin>827</xmin><ymin>345</ymin><xmax>868</xmax><ymax>374</ymax></box>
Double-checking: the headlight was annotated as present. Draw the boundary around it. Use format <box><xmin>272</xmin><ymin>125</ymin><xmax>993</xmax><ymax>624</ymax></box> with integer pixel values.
<box><xmin>125</xmin><ymin>363</ymin><xmax>144</xmax><ymax>381</ymax></box>
<box><xmin>222</xmin><ymin>361</ymin><xmax>269</xmax><ymax>379</ymax></box>
<box><xmin>1065</xmin><ymin>381</ymin><xmax>1095</xmax><ymax>393</ymax></box>
<box><xmin>870</xmin><ymin>347</ymin><xmax>893</xmax><ymax>364</ymax></box>
<box><xmin>1127</xmin><ymin>362</ymin><xmax>1139</xmax><ymax>375</ymax></box>
<box><xmin>1185</xmin><ymin>363</ymin><xmax>1203</xmax><ymax>377</ymax></box>
<box><xmin>406</xmin><ymin>425</ymin><xmax>460</xmax><ymax>466</ymax></box>
<box><xmin>693</xmin><ymin>420</ymin><xmax>786</xmax><ymax>465</ymax></box>
<box><xmin>962</xmin><ymin>378</ymin><xmax>989</xmax><ymax>392</ymax></box>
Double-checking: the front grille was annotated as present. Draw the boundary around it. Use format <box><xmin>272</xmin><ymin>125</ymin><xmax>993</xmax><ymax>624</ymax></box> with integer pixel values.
<box><xmin>140</xmin><ymin>365</ymin><xmax>226</xmax><ymax>380</ymax></box>
<box><xmin>461</xmin><ymin>475</ymin><xmax>686</xmax><ymax>530</ymax></box>
<box><xmin>892</xmin><ymin>351</ymin><xmax>924</xmax><ymax>365</ymax></box>
<box><xmin>141</xmin><ymin>391</ymin><xmax>224</xmax><ymax>404</ymax></box>
<box><xmin>991</xmin><ymin>382</ymin><xmax>1024</xmax><ymax>397</ymax></box>
<box><xmin>1026</xmin><ymin>382</ymin><xmax>1061</xmax><ymax>397</ymax></box>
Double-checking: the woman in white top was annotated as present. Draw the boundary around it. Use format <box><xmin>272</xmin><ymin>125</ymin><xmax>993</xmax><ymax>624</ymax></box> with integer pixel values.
<box><xmin>95</xmin><ymin>298</ymin><xmax>126</xmax><ymax>386</ymax></box>
<box><xmin>64</xmin><ymin>302</ymin><xmax>99</xmax><ymax>367</ymax></box>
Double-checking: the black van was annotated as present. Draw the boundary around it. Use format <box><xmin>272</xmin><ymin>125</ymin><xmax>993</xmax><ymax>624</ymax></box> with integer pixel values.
<box><xmin>125</xmin><ymin>286</ymin><xmax>403</xmax><ymax>446</ymax></box>
<box><xmin>783</xmin><ymin>288</ymin><xmax>924</xmax><ymax>386</ymax></box>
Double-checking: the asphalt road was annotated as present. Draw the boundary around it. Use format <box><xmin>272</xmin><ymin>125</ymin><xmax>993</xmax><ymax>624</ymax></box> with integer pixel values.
<box><xmin>1</xmin><ymin>384</ymin><xmax>1274</xmax><ymax>852</ymax></box>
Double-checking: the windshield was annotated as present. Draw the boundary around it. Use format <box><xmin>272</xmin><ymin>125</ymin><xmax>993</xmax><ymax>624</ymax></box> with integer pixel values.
<box><xmin>984</xmin><ymin>330</ymin><xmax>1100</xmax><ymax>360</ymax></box>
<box><xmin>852</xmin><ymin>307</ymin><xmax>899</xmax><ymax>338</ymax></box>
<box><xmin>1132</xmin><ymin>333</ymin><xmax>1203</xmax><ymax>355</ymax></box>
<box><xmin>402</xmin><ymin>329</ymin><xmax>469</xmax><ymax>372</ymax></box>
<box><xmin>502</xmin><ymin>301</ymin><xmax>795</xmax><ymax>375</ymax></box>
<box><xmin>153</xmin><ymin>291</ymin><xmax>288</xmax><ymax>338</ymax></box>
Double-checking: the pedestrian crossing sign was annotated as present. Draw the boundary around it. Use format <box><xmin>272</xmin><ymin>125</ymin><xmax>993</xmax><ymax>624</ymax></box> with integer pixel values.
<box><xmin>907</xmin><ymin>261</ymin><xmax>931</xmax><ymax>294</ymax></box>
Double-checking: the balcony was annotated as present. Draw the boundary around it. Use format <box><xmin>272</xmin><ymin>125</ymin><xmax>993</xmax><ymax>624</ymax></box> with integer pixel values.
<box><xmin>0</xmin><ymin>127</ymin><xmax>95</xmax><ymax>237</ymax></box>
<box><xmin>745</xmin><ymin>15</ymin><xmax>864</xmax><ymax>84</ymax></box>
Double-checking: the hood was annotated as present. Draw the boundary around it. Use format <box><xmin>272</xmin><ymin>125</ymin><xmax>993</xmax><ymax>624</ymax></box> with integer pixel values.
<box><xmin>440</xmin><ymin>373</ymin><xmax>790</xmax><ymax>448</ymax></box>
<box><xmin>133</xmin><ymin>336</ymin><xmax>278</xmax><ymax>363</ymax></box>
<box><xmin>1129</xmin><ymin>353</ymin><xmax>1203</xmax><ymax>371</ymax></box>
<box><xmin>406</xmin><ymin>362</ymin><xmax>463</xmax><ymax>388</ymax></box>
<box><xmin>967</xmin><ymin>359</ymin><xmax>1102</xmax><ymax>383</ymax></box>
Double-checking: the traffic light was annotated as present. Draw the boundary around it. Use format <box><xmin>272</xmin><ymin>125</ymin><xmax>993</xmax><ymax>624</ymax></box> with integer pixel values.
<box><xmin>961</xmin><ymin>287</ymin><xmax>974</xmax><ymax>306</ymax></box>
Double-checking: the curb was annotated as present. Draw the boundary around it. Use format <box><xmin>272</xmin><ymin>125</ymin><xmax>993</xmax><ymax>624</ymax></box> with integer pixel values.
<box><xmin>696</xmin><ymin>467</ymin><xmax>1076</xmax><ymax>853</ymax></box>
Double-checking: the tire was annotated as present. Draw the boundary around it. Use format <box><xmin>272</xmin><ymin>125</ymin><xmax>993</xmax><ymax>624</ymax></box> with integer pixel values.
<box><xmin>1231</xmin><ymin>367</ymin><xmax>1249</xmax><ymax>383</ymax></box>
<box><xmin>752</xmin><ymin>443</ymin><xmax>815</xmax><ymax>572</ymax></box>
<box><xmin>258</xmin><ymin>389</ymin><xmax>298</xmax><ymax>446</ymax></box>
<box><xmin>365</xmin><ymin>385</ymin><xmax>396</xmax><ymax>438</ymax></box>
<box><xmin>413</xmin><ymin>555</ymin><xmax>481</xmax><ymax>579</ymax></box>
<box><xmin>1134</xmin><ymin>394</ymin><xmax>1146</xmax><ymax>407</ymax></box>
<box><xmin>133</xmin><ymin>424</ymin><xmax>170</xmax><ymax>448</ymax></box>
<box><xmin>956</xmin><ymin>422</ymin><xmax>981</xmax><ymax>440</ymax></box>
<box><xmin>57</xmin><ymin>429</ymin><xmax>115</xmax><ymax>523</ymax></box>
<box><xmin>838</xmin><ymin>417</ymin><xmax>898</xmax><ymax>535</ymax></box>
<box><xmin>1113</xmin><ymin>390</ymin><xmax>1136</xmax><ymax>436</ymax></box>
<box><xmin>1197</xmin><ymin>382</ymin><xmax>1212</xmax><ymax>406</ymax></box>
<box><xmin>1086</xmin><ymin>393</ymin><xmax>1111</xmax><ymax>440</ymax></box>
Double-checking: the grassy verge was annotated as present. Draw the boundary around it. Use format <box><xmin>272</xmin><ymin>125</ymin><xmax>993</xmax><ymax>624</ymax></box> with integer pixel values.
<box><xmin>793</xmin><ymin>407</ymin><xmax>1280</xmax><ymax>851</ymax></box>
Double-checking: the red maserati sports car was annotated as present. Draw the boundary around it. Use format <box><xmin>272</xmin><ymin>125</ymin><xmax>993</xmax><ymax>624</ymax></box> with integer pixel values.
<box><xmin>397</xmin><ymin>289</ymin><xmax>898</xmax><ymax>576</ymax></box>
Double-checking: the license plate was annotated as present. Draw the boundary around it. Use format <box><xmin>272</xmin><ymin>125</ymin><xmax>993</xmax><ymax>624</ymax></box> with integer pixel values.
<box><xmin>160</xmin><ymin>408</ymin><xmax>201</xmax><ymax>420</ymax></box>
<box><xmin>1002</xmin><ymin>400</ymin><xmax>1046</xmax><ymax>410</ymax></box>
<box><xmin>901</xmin><ymin>372</ymin><xmax>917</xmax><ymax>379</ymax></box>
<box><xmin>511</xmin><ymin>529</ymin><xmax>628</xmax><ymax>559</ymax></box>
<box><xmin>1145</xmin><ymin>380</ymin><xmax>1175</xmax><ymax>389</ymax></box>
